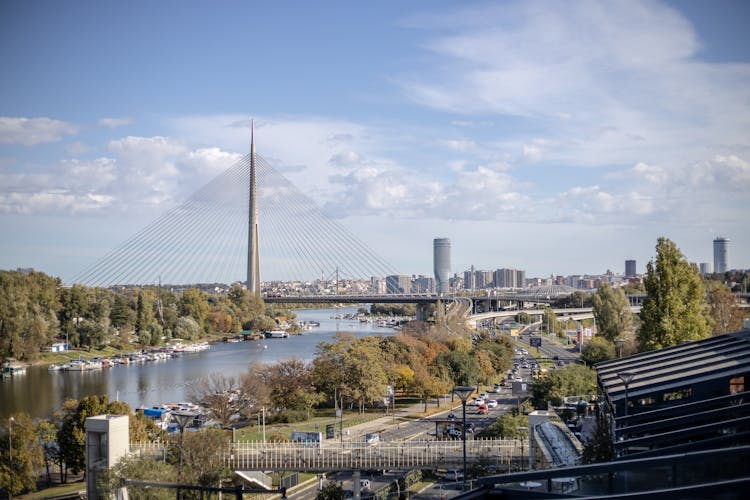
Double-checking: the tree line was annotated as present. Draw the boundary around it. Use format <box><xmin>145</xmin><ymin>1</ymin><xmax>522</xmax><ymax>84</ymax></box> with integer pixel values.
<box><xmin>0</xmin><ymin>272</ymin><xmax>293</xmax><ymax>361</ymax></box>
<box><xmin>579</xmin><ymin>237</ymin><xmax>747</xmax><ymax>365</ymax></box>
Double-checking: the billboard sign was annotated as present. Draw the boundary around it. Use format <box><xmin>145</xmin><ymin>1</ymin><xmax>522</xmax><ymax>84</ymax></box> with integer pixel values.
<box><xmin>512</xmin><ymin>381</ymin><xmax>530</xmax><ymax>395</ymax></box>
<box><xmin>529</xmin><ymin>336</ymin><xmax>542</xmax><ymax>347</ymax></box>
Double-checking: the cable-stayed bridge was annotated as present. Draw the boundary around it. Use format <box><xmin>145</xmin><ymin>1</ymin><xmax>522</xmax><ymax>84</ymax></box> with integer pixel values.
<box><xmin>73</xmin><ymin>150</ymin><xmax>400</xmax><ymax>288</ymax></box>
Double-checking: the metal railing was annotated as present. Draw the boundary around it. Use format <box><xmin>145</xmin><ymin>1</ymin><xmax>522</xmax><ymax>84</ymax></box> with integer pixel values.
<box><xmin>130</xmin><ymin>438</ymin><xmax>522</xmax><ymax>472</ymax></box>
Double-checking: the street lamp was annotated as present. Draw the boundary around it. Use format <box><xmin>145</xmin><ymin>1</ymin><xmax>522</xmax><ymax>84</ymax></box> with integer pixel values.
<box><xmin>618</xmin><ymin>372</ymin><xmax>636</xmax><ymax>418</ymax></box>
<box><xmin>615</xmin><ymin>338</ymin><xmax>626</xmax><ymax>358</ymax></box>
<box><xmin>172</xmin><ymin>411</ymin><xmax>197</xmax><ymax>481</ymax></box>
<box><xmin>8</xmin><ymin>416</ymin><xmax>14</xmax><ymax>500</ymax></box>
<box><xmin>516</xmin><ymin>426</ymin><xmax>528</xmax><ymax>471</ymax></box>
<box><xmin>452</xmin><ymin>385</ymin><xmax>475</xmax><ymax>491</ymax></box>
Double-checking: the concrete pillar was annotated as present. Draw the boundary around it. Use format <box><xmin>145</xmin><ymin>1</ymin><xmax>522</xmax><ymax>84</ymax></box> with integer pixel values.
<box><xmin>86</xmin><ymin>415</ymin><xmax>129</xmax><ymax>500</ymax></box>
<box><xmin>353</xmin><ymin>470</ymin><xmax>361</xmax><ymax>500</ymax></box>
<box><xmin>416</xmin><ymin>302</ymin><xmax>430</xmax><ymax>321</ymax></box>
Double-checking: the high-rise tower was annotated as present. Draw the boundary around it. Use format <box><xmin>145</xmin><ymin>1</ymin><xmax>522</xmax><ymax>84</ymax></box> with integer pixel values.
<box><xmin>433</xmin><ymin>238</ymin><xmax>451</xmax><ymax>295</ymax></box>
<box><xmin>247</xmin><ymin>121</ymin><xmax>261</xmax><ymax>293</ymax></box>
<box><xmin>625</xmin><ymin>259</ymin><xmax>636</xmax><ymax>277</ymax></box>
<box><xmin>713</xmin><ymin>237</ymin><xmax>729</xmax><ymax>274</ymax></box>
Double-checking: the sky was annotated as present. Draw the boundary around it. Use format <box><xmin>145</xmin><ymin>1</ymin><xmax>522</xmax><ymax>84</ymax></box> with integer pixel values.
<box><xmin>1</xmin><ymin>0</ymin><xmax>749</xmax><ymax>284</ymax></box>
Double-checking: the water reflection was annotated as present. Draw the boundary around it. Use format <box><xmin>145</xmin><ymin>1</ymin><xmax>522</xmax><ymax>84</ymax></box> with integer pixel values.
<box><xmin>0</xmin><ymin>307</ymin><xmax>395</xmax><ymax>419</ymax></box>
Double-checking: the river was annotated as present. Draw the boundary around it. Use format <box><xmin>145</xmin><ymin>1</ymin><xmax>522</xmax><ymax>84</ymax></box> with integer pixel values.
<box><xmin>0</xmin><ymin>307</ymin><xmax>397</xmax><ymax>419</ymax></box>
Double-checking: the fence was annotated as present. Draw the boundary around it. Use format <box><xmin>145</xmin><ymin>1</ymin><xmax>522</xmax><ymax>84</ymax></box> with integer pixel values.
<box><xmin>130</xmin><ymin>438</ymin><xmax>522</xmax><ymax>472</ymax></box>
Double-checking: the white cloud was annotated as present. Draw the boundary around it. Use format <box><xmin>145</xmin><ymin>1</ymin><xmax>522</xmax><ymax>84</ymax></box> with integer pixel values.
<box><xmin>0</xmin><ymin>135</ymin><xmax>244</xmax><ymax>215</ymax></box>
<box><xmin>400</xmin><ymin>0</ymin><xmax>750</xmax><ymax>170</ymax></box>
<box><xmin>441</xmin><ymin>139</ymin><xmax>476</xmax><ymax>151</ymax></box>
<box><xmin>98</xmin><ymin>117</ymin><xmax>135</xmax><ymax>128</ymax></box>
<box><xmin>0</xmin><ymin>117</ymin><xmax>78</xmax><ymax>145</ymax></box>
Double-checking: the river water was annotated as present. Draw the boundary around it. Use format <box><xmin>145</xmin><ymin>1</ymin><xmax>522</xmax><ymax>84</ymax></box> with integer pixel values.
<box><xmin>0</xmin><ymin>307</ymin><xmax>396</xmax><ymax>419</ymax></box>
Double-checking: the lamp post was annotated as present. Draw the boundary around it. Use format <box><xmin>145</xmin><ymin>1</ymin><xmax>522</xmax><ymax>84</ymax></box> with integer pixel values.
<box><xmin>618</xmin><ymin>372</ymin><xmax>636</xmax><ymax>418</ymax></box>
<box><xmin>452</xmin><ymin>385</ymin><xmax>475</xmax><ymax>491</ymax></box>
<box><xmin>516</xmin><ymin>426</ymin><xmax>528</xmax><ymax>471</ymax></box>
<box><xmin>8</xmin><ymin>416</ymin><xmax>14</xmax><ymax>500</ymax></box>
<box><xmin>172</xmin><ymin>411</ymin><xmax>196</xmax><ymax>481</ymax></box>
<box><xmin>615</xmin><ymin>338</ymin><xmax>626</xmax><ymax>358</ymax></box>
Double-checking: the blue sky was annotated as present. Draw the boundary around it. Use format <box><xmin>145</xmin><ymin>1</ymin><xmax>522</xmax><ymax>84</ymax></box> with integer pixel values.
<box><xmin>1</xmin><ymin>0</ymin><xmax>749</xmax><ymax>283</ymax></box>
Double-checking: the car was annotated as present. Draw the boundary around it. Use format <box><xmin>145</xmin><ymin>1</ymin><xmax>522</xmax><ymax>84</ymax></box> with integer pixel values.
<box><xmin>447</xmin><ymin>412</ymin><xmax>456</xmax><ymax>420</ymax></box>
<box><xmin>445</xmin><ymin>469</ymin><xmax>464</xmax><ymax>481</ymax></box>
<box><xmin>447</xmin><ymin>427</ymin><xmax>462</xmax><ymax>439</ymax></box>
<box><xmin>514</xmin><ymin>376</ymin><xmax>523</xmax><ymax>382</ymax></box>
<box><xmin>479</xmin><ymin>392</ymin><xmax>489</xmax><ymax>399</ymax></box>
<box><xmin>487</xmin><ymin>400</ymin><xmax>498</xmax><ymax>408</ymax></box>
<box><xmin>359</xmin><ymin>479</ymin><xmax>371</xmax><ymax>492</ymax></box>
<box><xmin>477</xmin><ymin>404</ymin><xmax>489</xmax><ymax>414</ymax></box>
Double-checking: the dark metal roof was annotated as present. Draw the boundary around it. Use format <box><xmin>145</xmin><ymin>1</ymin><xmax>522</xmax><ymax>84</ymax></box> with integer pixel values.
<box><xmin>596</xmin><ymin>330</ymin><xmax>750</xmax><ymax>402</ymax></box>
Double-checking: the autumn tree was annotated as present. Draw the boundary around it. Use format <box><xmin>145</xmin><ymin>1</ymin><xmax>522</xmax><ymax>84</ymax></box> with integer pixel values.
<box><xmin>592</xmin><ymin>283</ymin><xmax>633</xmax><ymax>342</ymax></box>
<box><xmin>639</xmin><ymin>238</ymin><xmax>711</xmax><ymax>351</ymax></box>
<box><xmin>188</xmin><ymin>372</ymin><xmax>250</xmax><ymax>426</ymax></box>
<box><xmin>706</xmin><ymin>281</ymin><xmax>744</xmax><ymax>335</ymax></box>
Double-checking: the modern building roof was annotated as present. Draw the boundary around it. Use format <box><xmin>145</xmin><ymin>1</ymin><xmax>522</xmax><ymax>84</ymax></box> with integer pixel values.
<box><xmin>596</xmin><ymin>330</ymin><xmax>750</xmax><ymax>404</ymax></box>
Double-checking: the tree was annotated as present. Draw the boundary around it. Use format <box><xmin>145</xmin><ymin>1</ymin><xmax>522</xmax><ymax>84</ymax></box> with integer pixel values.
<box><xmin>532</xmin><ymin>364</ymin><xmax>598</xmax><ymax>407</ymax></box>
<box><xmin>436</xmin><ymin>350</ymin><xmax>481</xmax><ymax>386</ymax></box>
<box><xmin>581</xmin><ymin>411</ymin><xmax>614</xmax><ymax>463</ymax></box>
<box><xmin>173</xmin><ymin>316</ymin><xmax>201</xmax><ymax>340</ymax></box>
<box><xmin>179</xmin><ymin>289</ymin><xmax>209</xmax><ymax>332</ymax></box>
<box><xmin>639</xmin><ymin>238</ymin><xmax>711</xmax><ymax>351</ymax></box>
<box><xmin>135</xmin><ymin>290</ymin><xmax>156</xmax><ymax>345</ymax></box>
<box><xmin>706</xmin><ymin>281</ymin><xmax>744</xmax><ymax>335</ymax></box>
<box><xmin>187</xmin><ymin>373</ymin><xmax>249</xmax><ymax>426</ymax></box>
<box><xmin>316</xmin><ymin>481</ymin><xmax>345</xmax><ymax>500</ymax></box>
<box><xmin>55</xmin><ymin>396</ymin><xmax>140</xmax><ymax>482</ymax></box>
<box><xmin>99</xmin><ymin>454</ymin><xmax>175</xmax><ymax>500</ymax></box>
<box><xmin>580</xmin><ymin>337</ymin><xmax>616</xmax><ymax>366</ymax></box>
<box><xmin>1</xmin><ymin>414</ymin><xmax>44</xmax><ymax>497</ymax></box>
<box><xmin>179</xmin><ymin>429</ymin><xmax>231</xmax><ymax>487</ymax></box>
<box><xmin>592</xmin><ymin>283</ymin><xmax>633</xmax><ymax>342</ymax></box>
<box><xmin>541</xmin><ymin>306</ymin><xmax>559</xmax><ymax>334</ymax></box>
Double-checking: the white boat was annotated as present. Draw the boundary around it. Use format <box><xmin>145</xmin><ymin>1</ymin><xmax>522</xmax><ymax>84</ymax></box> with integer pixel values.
<box><xmin>265</xmin><ymin>330</ymin><xmax>288</xmax><ymax>338</ymax></box>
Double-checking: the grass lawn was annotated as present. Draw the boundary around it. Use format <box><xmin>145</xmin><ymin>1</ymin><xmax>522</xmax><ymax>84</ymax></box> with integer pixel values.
<box><xmin>17</xmin><ymin>481</ymin><xmax>85</xmax><ymax>499</ymax></box>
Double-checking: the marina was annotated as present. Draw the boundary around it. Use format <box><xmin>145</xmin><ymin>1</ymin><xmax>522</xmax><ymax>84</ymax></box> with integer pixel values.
<box><xmin>0</xmin><ymin>307</ymin><xmax>400</xmax><ymax>419</ymax></box>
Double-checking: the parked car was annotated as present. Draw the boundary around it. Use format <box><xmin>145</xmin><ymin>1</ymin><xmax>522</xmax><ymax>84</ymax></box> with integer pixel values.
<box><xmin>445</xmin><ymin>469</ymin><xmax>464</xmax><ymax>481</ymax></box>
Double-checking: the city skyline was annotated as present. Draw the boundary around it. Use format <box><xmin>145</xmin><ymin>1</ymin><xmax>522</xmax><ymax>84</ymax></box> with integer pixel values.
<box><xmin>1</xmin><ymin>1</ymin><xmax>749</xmax><ymax>283</ymax></box>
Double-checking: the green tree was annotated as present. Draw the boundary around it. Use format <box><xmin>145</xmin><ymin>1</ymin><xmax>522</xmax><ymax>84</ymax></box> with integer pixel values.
<box><xmin>179</xmin><ymin>288</ymin><xmax>209</xmax><ymax>332</ymax></box>
<box><xmin>0</xmin><ymin>271</ymin><xmax>60</xmax><ymax>360</ymax></box>
<box><xmin>135</xmin><ymin>290</ymin><xmax>156</xmax><ymax>345</ymax></box>
<box><xmin>592</xmin><ymin>283</ymin><xmax>633</xmax><ymax>342</ymax></box>
<box><xmin>173</xmin><ymin>316</ymin><xmax>201</xmax><ymax>340</ymax></box>
<box><xmin>55</xmin><ymin>396</ymin><xmax>141</xmax><ymax>482</ymax></box>
<box><xmin>532</xmin><ymin>364</ymin><xmax>598</xmax><ymax>407</ymax></box>
<box><xmin>179</xmin><ymin>429</ymin><xmax>231</xmax><ymax>487</ymax></box>
<box><xmin>580</xmin><ymin>337</ymin><xmax>616</xmax><ymax>366</ymax></box>
<box><xmin>436</xmin><ymin>350</ymin><xmax>481</xmax><ymax>386</ymax></box>
<box><xmin>706</xmin><ymin>281</ymin><xmax>744</xmax><ymax>335</ymax></box>
<box><xmin>541</xmin><ymin>306</ymin><xmax>559</xmax><ymax>334</ymax></box>
<box><xmin>639</xmin><ymin>238</ymin><xmax>711</xmax><ymax>351</ymax></box>
<box><xmin>1</xmin><ymin>414</ymin><xmax>44</xmax><ymax>497</ymax></box>
<box><xmin>99</xmin><ymin>455</ymin><xmax>175</xmax><ymax>500</ymax></box>
<box><xmin>316</xmin><ymin>481</ymin><xmax>345</xmax><ymax>500</ymax></box>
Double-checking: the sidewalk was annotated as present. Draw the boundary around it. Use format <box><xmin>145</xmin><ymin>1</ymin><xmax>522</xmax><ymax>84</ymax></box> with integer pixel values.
<box><xmin>341</xmin><ymin>395</ymin><xmax>462</xmax><ymax>441</ymax></box>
